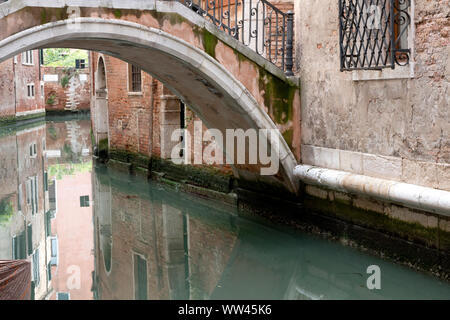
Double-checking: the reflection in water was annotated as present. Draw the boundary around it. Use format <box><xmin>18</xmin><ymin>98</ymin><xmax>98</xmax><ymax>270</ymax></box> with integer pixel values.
<box><xmin>1</xmin><ymin>118</ymin><xmax>450</xmax><ymax>300</ymax></box>
<box><xmin>0</xmin><ymin>118</ymin><xmax>93</xmax><ymax>300</ymax></box>
<box><xmin>92</xmin><ymin>166</ymin><xmax>450</xmax><ymax>300</ymax></box>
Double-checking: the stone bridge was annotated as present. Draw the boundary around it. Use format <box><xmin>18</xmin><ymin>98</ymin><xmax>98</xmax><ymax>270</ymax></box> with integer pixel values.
<box><xmin>0</xmin><ymin>0</ymin><xmax>301</xmax><ymax>194</ymax></box>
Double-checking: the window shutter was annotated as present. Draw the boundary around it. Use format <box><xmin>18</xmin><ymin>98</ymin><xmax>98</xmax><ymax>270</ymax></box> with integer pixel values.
<box><xmin>18</xmin><ymin>231</ymin><xmax>26</xmax><ymax>259</ymax></box>
<box><xmin>27</xmin><ymin>224</ymin><xmax>32</xmax><ymax>256</ymax></box>
<box><xmin>134</xmin><ymin>254</ymin><xmax>148</xmax><ymax>300</ymax></box>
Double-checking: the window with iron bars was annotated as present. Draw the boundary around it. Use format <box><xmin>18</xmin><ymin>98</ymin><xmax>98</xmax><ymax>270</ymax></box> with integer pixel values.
<box><xmin>128</xmin><ymin>64</ymin><xmax>142</xmax><ymax>93</ymax></box>
<box><xmin>339</xmin><ymin>0</ymin><xmax>412</xmax><ymax>71</ymax></box>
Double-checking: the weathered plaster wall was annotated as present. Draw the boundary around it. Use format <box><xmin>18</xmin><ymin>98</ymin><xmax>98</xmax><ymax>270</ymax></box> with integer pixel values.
<box><xmin>295</xmin><ymin>0</ymin><xmax>449</xmax><ymax>190</ymax></box>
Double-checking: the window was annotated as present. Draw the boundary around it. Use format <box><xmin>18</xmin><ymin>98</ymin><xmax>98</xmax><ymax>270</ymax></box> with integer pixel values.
<box><xmin>26</xmin><ymin>176</ymin><xmax>38</xmax><ymax>215</ymax></box>
<box><xmin>75</xmin><ymin>59</ymin><xmax>86</xmax><ymax>69</ymax></box>
<box><xmin>50</xmin><ymin>236</ymin><xmax>58</xmax><ymax>266</ymax></box>
<box><xmin>134</xmin><ymin>254</ymin><xmax>148</xmax><ymax>300</ymax></box>
<box><xmin>29</xmin><ymin>143</ymin><xmax>37</xmax><ymax>157</ymax></box>
<box><xmin>39</xmin><ymin>49</ymin><xmax>44</xmax><ymax>66</ymax></box>
<box><xmin>32</xmin><ymin>249</ymin><xmax>40</xmax><ymax>286</ymax></box>
<box><xmin>12</xmin><ymin>231</ymin><xmax>26</xmax><ymax>260</ymax></box>
<box><xmin>80</xmin><ymin>195</ymin><xmax>90</xmax><ymax>207</ymax></box>
<box><xmin>41</xmin><ymin>83</ymin><xmax>44</xmax><ymax>98</ymax></box>
<box><xmin>27</xmin><ymin>224</ymin><xmax>32</xmax><ymax>256</ymax></box>
<box><xmin>18</xmin><ymin>183</ymin><xmax>22</xmax><ymax>212</ymax></box>
<box><xmin>27</xmin><ymin>84</ymin><xmax>35</xmax><ymax>98</ymax></box>
<box><xmin>47</xmin><ymin>262</ymin><xmax>52</xmax><ymax>281</ymax></box>
<box><xmin>128</xmin><ymin>64</ymin><xmax>142</xmax><ymax>93</ymax></box>
<box><xmin>57</xmin><ymin>292</ymin><xmax>70</xmax><ymax>300</ymax></box>
<box><xmin>22</xmin><ymin>50</ymin><xmax>34</xmax><ymax>65</ymax></box>
<box><xmin>45</xmin><ymin>210</ymin><xmax>51</xmax><ymax>237</ymax></box>
<box><xmin>339</xmin><ymin>0</ymin><xmax>412</xmax><ymax>71</ymax></box>
<box><xmin>179</xmin><ymin>102</ymin><xmax>186</xmax><ymax>158</ymax></box>
<box><xmin>44</xmin><ymin>171</ymin><xmax>48</xmax><ymax>191</ymax></box>
<box><xmin>49</xmin><ymin>179</ymin><xmax>56</xmax><ymax>212</ymax></box>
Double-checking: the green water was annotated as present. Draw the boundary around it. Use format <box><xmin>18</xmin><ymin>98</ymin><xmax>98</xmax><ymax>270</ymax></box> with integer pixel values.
<box><xmin>0</xmin><ymin>118</ymin><xmax>449</xmax><ymax>300</ymax></box>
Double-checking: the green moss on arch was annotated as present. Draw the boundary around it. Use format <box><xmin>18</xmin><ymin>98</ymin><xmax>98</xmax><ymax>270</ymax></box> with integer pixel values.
<box><xmin>258</xmin><ymin>68</ymin><xmax>297</xmax><ymax>125</ymax></box>
<box><xmin>40</xmin><ymin>9</ymin><xmax>47</xmax><ymax>25</ymax></box>
<box><xmin>113</xmin><ymin>9</ymin><xmax>122</xmax><ymax>18</ymax></box>
<box><xmin>203</xmin><ymin>30</ymin><xmax>218</xmax><ymax>59</ymax></box>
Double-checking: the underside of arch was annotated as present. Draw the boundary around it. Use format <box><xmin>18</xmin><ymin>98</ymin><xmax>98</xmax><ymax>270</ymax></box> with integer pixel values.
<box><xmin>0</xmin><ymin>11</ymin><xmax>299</xmax><ymax>194</ymax></box>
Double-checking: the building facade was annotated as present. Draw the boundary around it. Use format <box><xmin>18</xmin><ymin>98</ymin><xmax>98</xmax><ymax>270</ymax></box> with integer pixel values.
<box><xmin>0</xmin><ymin>50</ymin><xmax>45</xmax><ymax>123</ymax></box>
<box><xmin>294</xmin><ymin>0</ymin><xmax>449</xmax><ymax>191</ymax></box>
<box><xmin>0</xmin><ymin>123</ymin><xmax>52</xmax><ymax>300</ymax></box>
<box><xmin>43</xmin><ymin>66</ymin><xmax>91</xmax><ymax>113</ymax></box>
<box><xmin>89</xmin><ymin>51</ymin><xmax>232</xmax><ymax>178</ymax></box>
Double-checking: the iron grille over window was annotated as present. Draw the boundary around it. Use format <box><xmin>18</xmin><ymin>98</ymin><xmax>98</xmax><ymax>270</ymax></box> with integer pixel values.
<box><xmin>130</xmin><ymin>65</ymin><xmax>142</xmax><ymax>92</ymax></box>
<box><xmin>339</xmin><ymin>0</ymin><xmax>411</xmax><ymax>71</ymax></box>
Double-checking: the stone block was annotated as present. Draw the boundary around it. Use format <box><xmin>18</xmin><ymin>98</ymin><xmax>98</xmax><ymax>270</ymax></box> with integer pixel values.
<box><xmin>301</xmin><ymin>145</ymin><xmax>339</xmax><ymax>170</ymax></box>
<box><xmin>436</xmin><ymin>163</ymin><xmax>450</xmax><ymax>191</ymax></box>
<box><xmin>401</xmin><ymin>158</ymin><xmax>437</xmax><ymax>189</ymax></box>
<box><xmin>362</xmin><ymin>153</ymin><xmax>402</xmax><ymax>181</ymax></box>
<box><xmin>339</xmin><ymin>149</ymin><xmax>363</xmax><ymax>174</ymax></box>
<box><xmin>305</xmin><ymin>185</ymin><xmax>328</xmax><ymax>200</ymax></box>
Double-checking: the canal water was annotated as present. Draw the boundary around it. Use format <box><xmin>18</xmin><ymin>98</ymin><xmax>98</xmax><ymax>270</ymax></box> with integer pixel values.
<box><xmin>1</xmin><ymin>118</ymin><xmax>449</xmax><ymax>300</ymax></box>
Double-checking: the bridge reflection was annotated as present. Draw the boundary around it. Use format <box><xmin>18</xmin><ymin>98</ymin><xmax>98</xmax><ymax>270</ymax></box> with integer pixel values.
<box><xmin>2</xmin><ymin>118</ymin><xmax>449</xmax><ymax>300</ymax></box>
<box><xmin>92</xmin><ymin>164</ymin><xmax>450</xmax><ymax>300</ymax></box>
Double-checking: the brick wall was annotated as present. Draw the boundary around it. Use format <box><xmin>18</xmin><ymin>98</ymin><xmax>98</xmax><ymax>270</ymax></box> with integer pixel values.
<box><xmin>90</xmin><ymin>52</ymin><xmax>153</xmax><ymax>156</ymax></box>
<box><xmin>0</xmin><ymin>59</ymin><xmax>15</xmax><ymax>120</ymax></box>
<box><xmin>14</xmin><ymin>51</ymin><xmax>45</xmax><ymax>115</ymax></box>
<box><xmin>90</xmin><ymin>51</ymin><xmax>232</xmax><ymax>175</ymax></box>
<box><xmin>43</xmin><ymin>66</ymin><xmax>91</xmax><ymax>112</ymax></box>
<box><xmin>0</xmin><ymin>50</ymin><xmax>44</xmax><ymax>121</ymax></box>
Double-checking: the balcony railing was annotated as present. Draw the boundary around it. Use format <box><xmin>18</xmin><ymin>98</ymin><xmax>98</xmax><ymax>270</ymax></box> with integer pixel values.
<box><xmin>0</xmin><ymin>0</ymin><xmax>295</xmax><ymax>75</ymax></box>
<box><xmin>178</xmin><ymin>0</ymin><xmax>294</xmax><ymax>76</ymax></box>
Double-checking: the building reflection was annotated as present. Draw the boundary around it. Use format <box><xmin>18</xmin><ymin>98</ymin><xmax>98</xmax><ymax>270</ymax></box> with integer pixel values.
<box><xmin>3</xmin><ymin>119</ymin><xmax>449</xmax><ymax>300</ymax></box>
<box><xmin>92</xmin><ymin>166</ymin><xmax>239</xmax><ymax>300</ymax></box>
<box><xmin>0</xmin><ymin>118</ymin><xmax>93</xmax><ymax>300</ymax></box>
<box><xmin>92</xmin><ymin>165</ymin><xmax>450</xmax><ymax>300</ymax></box>
<box><xmin>92</xmin><ymin>167</ymin><xmax>323</xmax><ymax>300</ymax></box>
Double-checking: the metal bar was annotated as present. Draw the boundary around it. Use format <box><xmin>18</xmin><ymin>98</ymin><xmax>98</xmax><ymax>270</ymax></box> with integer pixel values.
<box><xmin>389</xmin><ymin>0</ymin><xmax>395</xmax><ymax>69</ymax></box>
<box><xmin>281</xmin><ymin>14</ymin><xmax>285</xmax><ymax>70</ymax></box>
<box><xmin>177</xmin><ymin>0</ymin><xmax>292</xmax><ymax>74</ymax></box>
<box><xmin>285</xmin><ymin>10</ymin><xmax>294</xmax><ymax>76</ymax></box>
<box><xmin>339</xmin><ymin>0</ymin><xmax>344</xmax><ymax>71</ymax></box>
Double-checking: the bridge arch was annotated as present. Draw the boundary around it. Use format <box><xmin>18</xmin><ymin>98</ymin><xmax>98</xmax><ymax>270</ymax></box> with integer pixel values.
<box><xmin>0</xmin><ymin>2</ymin><xmax>300</xmax><ymax>194</ymax></box>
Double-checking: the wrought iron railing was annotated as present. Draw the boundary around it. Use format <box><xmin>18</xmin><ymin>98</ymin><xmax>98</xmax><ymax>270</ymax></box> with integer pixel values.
<box><xmin>178</xmin><ymin>0</ymin><xmax>294</xmax><ymax>76</ymax></box>
<box><xmin>339</xmin><ymin>0</ymin><xmax>411</xmax><ymax>71</ymax></box>
<box><xmin>0</xmin><ymin>0</ymin><xmax>294</xmax><ymax>75</ymax></box>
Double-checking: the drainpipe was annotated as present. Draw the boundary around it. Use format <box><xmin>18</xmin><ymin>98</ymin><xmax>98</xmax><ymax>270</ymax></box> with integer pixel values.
<box><xmin>294</xmin><ymin>165</ymin><xmax>450</xmax><ymax>217</ymax></box>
